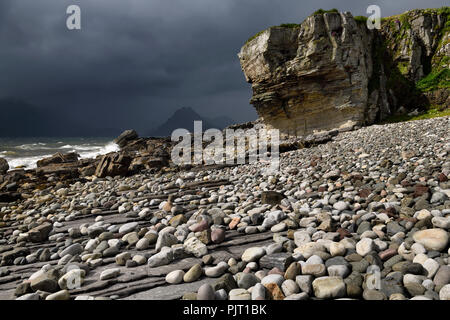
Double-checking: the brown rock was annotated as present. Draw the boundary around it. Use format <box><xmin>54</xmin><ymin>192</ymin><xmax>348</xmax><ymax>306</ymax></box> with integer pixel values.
<box><xmin>169</xmin><ymin>214</ymin><xmax>186</xmax><ymax>227</ymax></box>
<box><xmin>337</xmin><ymin>228</ymin><xmax>351</xmax><ymax>240</ymax></box>
<box><xmin>79</xmin><ymin>164</ymin><xmax>96</xmax><ymax>177</ymax></box>
<box><xmin>114</xmin><ymin>129</ymin><xmax>138</xmax><ymax>148</ymax></box>
<box><xmin>190</xmin><ymin>219</ymin><xmax>209</xmax><ymax>232</ymax></box>
<box><xmin>379</xmin><ymin>248</ymin><xmax>397</xmax><ymax>261</ymax></box>
<box><xmin>414</xmin><ymin>184</ymin><xmax>429</xmax><ymax>198</ymax></box>
<box><xmin>229</xmin><ymin>217</ymin><xmax>240</xmax><ymax>230</ymax></box>
<box><xmin>36</xmin><ymin>152</ymin><xmax>78</xmax><ymax>168</ymax></box>
<box><xmin>162</xmin><ymin>201</ymin><xmax>173</xmax><ymax>212</ymax></box>
<box><xmin>359</xmin><ymin>189</ymin><xmax>371</xmax><ymax>198</ymax></box>
<box><xmin>284</xmin><ymin>262</ymin><xmax>301</xmax><ymax>280</ymax></box>
<box><xmin>0</xmin><ymin>158</ymin><xmax>9</xmax><ymax>174</ymax></box>
<box><xmin>267</xmin><ymin>267</ymin><xmax>285</xmax><ymax>276</ymax></box>
<box><xmin>28</xmin><ymin>222</ymin><xmax>53</xmax><ymax>243</ymax></box>
<box><xmin>261</xmin><ymin>191</ymin><xmax>284</xmax><ymax>205</ymax></box>
<box><xmin>317</xmin><ymin>219</ymin><xmax>334</xmax><ymax>232</ymax></box>
<box><xmin>95</xmin><ymin>152</ymin><xmax>132</xmax><ymax>178</ymax></box>
<box><xmin>438</xmin><ymin>173</ymin><xmax>448</xmax><ymax>182</ymax></box>
<box><xmin>264</xmin><ymin>283</ymin><xmax>285</xmax><ymax>300</ymax></box>
<box><xmin>211</xmin><ymin>229</ymin><xmax>226</xmax><ymax>244</ymax></box>
<box><xmin>198</xmin><ymin>229</ymin><xmax>212</xmax><ymax>245</ymax></box>
<box><xmin>30</xmin><ymin>270</ymin><xmax>59</xmax><ymax>293</ymax></box>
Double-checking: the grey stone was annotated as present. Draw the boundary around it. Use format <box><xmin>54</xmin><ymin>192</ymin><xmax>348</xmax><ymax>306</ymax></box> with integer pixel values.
<box><xmin>236</xmin><ymin>272</ymin><xmax>259</xmax><ymax>289</ymax></box>
<box><xmin>197</xmin><ymin>283</ymin><xmax>216</xmax><ymax>300</ymax></box>
<box><xmin>259</xmin><ymin>253</ymin><xmax>293</xmax><ymax>272</ymax></box>
<box><xmin>295</xmin><ymin>275</ymin><xmax>313</xmax><ymax>295</ymax></box>
<box><xmin>59</xmin><ymin>243</ymin><xmax>83</xmax><ymax>258</ymax></box>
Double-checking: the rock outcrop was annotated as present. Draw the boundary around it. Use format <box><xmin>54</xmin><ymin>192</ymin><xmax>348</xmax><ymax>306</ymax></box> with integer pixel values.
<box><xmin>0</xmin><ymin>158</ymin><xmax>8</xmax><ymax>174</ymax></box>
<box><xmin>36</xmin><ymin>152</ymin><xmax>79</xmax><ymax>168</ymax></box>
<box><xmin>114</xmin><ymin>129</ymin><xmax>138</xmax><ymax>148</ymax></box>
<box><xmin>378</xmin><ymin>9</ymin><xmax>450</xmax><ymax>109</ymax></box>
<box><xmin>239</xmin><ymin>8</ymin><xmax>449</xmax><ymax>137</ymax></box>
<box><xmin>95</xmin><ymin>153</ymin><xmax>132</xmax><ymax>178</ymax></box>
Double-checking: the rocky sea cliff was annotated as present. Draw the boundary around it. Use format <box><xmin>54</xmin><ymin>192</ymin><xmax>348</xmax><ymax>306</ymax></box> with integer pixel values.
<box><xmin>239</xmin><ymin>8</ymin><xmax>449</xmax><ymax>136</ymax></box>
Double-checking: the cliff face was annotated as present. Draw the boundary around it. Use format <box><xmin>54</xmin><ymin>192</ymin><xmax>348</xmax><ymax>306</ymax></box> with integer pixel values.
<box><xmin>377</xmin><ymin>9</ymin><xmax>450</xmax><ymax>111</ymax></box>
<box><xmin>239</xmin><ymin>8</ymin><xmax>449</xmax><ymax>137</ymax></box>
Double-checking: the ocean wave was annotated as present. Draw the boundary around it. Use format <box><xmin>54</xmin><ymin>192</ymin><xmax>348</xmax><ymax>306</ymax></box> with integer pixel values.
<box><xmin>3</xmin><ymin>141</ymin><xmax>119</xmax><ymax>170</ymax></box>
<box><xmin>0</xmin><ymin>151</ymin><xmax>17</xmax><ymax>156</ymax></box>
<box><xmin>60</xmin><ymin>144</ymin><xmax>98</xmax><ymax>151</ymax></box>
<box><xmin>77</xmin><ymin>142</ymin><xmax>119</xmax><ymax>159</ymax></box>
<box><xmin>6</xmin><ymin>155</ymin><xmax>53</xmax><ymax>170</ymax></box>
<box><xmin>17</xmin><ymin>143</ymin><xmax>55</xmax><ymax>151</ymax></box>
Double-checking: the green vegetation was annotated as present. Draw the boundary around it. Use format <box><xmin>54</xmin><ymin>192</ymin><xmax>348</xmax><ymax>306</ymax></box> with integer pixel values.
<box><xmin>398</xmin><ymin>61</ymin><xmax>409</xmax><ymax>75</ymax></box>
<box><xmin>444</xmin><ymin>19</ymin><xmax>450</xmax><ymax>33</ymax></box>
<box><xmin>434</xmin><ymin>6</ymin><xmax>450</xmax><ymax>16</ymax></box>
<box><xmin>386</xmin><ymin>63</ymin><xmax>418</xmax><ymax>94</ymax></box>
<box><xmin>416</xmin><ymin>68</ymin><xmax>450</xmax><ymax>92</ymax></box>
<box><xmin>374</xmin><ymin>7</ymin><xmax>449</xmax><ymax>109</ymax></box>
<box><xmin>245</xmin><ymin>23</ymin><xmax>301</xmax><ymax>44</ymax></box>
<box><xmin>245</xmin><ymin>30</ymin><xmax>266</xmax><ymax>44</ymax></box>
<box><xmin>399</xmin><ymin>14</ymin><xmax>411</xmax><ymax>30</ymax></box>
<box><xmin>312</xmin><ymin>8</ymin><xmax>339</xmax><ymax>15</ymax></box>
<box><xmin>279</xmin><ymin>23</ymin><xmax>301</xmax><ymax>28</ymax></box>
<box><xmin>354</xmin><ymin>16</ymin><xmax>368</xmax><ymax>25</ymax></box>
<box><xmin>382</xmin><ymin>106</ymin><xmax>450</xmax><ymax>124</ymax></box>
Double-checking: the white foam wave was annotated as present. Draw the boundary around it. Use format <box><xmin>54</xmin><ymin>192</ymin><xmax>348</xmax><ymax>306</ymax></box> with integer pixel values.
<box><xmin>4</xmin><ymin>141</ymin><xmax>119</xmax><ymax>170</ymax></box>
<box><xmin>6</xmin><ymin>155</ymin><xmax>53</xmax><ymax>170</ymax></box>
<box><xmin>61</xmin><ymin>144</ymin><xmax>107</xmax><ymax>152</ymax></box>
<box><xmin>77</xmin><ymin>142</ymin><xmax>120</xmax><ymax>160</ymax></box>
<box><xmin>17</xmin><ymin>143</ymin><xmax>54</xmax><ymax>151</ymax></box>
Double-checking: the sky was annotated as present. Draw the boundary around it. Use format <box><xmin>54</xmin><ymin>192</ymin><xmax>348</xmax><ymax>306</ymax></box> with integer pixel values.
<box><xmin>0</xmin><ymin>0</ymin><xmax>448</xmax><ymax>136</ymax></box>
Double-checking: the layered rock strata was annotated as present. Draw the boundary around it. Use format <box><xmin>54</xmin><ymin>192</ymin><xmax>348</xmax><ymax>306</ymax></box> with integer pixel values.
<box><xmin>239</xmin><ymin>8</ymin><xmax>449</xmax><ymax>136</ymax></box>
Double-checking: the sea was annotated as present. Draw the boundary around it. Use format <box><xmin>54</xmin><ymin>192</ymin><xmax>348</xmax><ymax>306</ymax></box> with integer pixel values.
<box><xmin>0</xmin><ymin>137</ymin><xmax>119</xmax><ymax>170</ymax></box>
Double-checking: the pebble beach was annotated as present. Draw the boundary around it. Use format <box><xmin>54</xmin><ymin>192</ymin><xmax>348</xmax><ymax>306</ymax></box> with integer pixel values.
<box><xmin>0</xmin><ymin>116</ymin><xmax>449</xmax><ymax>301</ymax></box>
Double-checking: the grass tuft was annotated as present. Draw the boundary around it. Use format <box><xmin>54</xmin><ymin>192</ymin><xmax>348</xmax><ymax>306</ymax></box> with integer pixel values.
<box><xmin>313</xmin><ymin>8</ymin><xmax>339</xmax><ymax>15</ymax></box>
<box><xmin>382</xmin><ymin>107</ymin><xmax>450</xmax><ymax>123</ymax></box>
<box><xmin>416</xmin><ymin>69</ymin><xmax>450</xmax><ymax>92</ymax></box>
<box><xmin>354</xmin><ymin>16</ymin><xmax>368</xmax><ymax>25</ymax></box>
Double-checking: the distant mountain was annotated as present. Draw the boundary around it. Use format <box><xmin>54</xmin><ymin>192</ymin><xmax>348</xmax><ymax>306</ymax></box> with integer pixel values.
<box><xmin>149</xmin><ymin>107</ymin><xmax>235</xmax><ymax>137</ymax></box>
<box><xmin>0</xmin><ymin>98</ymin><xmax>120</xmax><ymax>137</ymax></box>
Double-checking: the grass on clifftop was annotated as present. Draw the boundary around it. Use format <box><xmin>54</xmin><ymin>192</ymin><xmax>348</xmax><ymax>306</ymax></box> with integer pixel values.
<box><xmin>245</xmin><ymin>8</ymin><xmax>340</xmax><ymax>44</ymax></box>
<box><xmin>279</xmin><ymin>23</ymin><xmax>301</xmax><ymax>28</ymax></box>
<box><xmin>245</xmin><ymin>23</ymin><xmax>301</xmax><ymax>44</ymax></box>
<box><xmin>382</xmin><ymin>106</ymin><xmax>450</xmax><ymax>124</ymax></box>
<box><xmin>416</xmin><ymin>68</ymin><xmax>450</xmax><ymax>92</ymax></box>
<box><xmin>312</xmin><ymin>8</ymin><xmax>339</xmax><ymax>15</ymax></box>
<box><xmin>354</xmin><ymin>16</ymin><xmax>368</xmax><ymax>25</ymax></box>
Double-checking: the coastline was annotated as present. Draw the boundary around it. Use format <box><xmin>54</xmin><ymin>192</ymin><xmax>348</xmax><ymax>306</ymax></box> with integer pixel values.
<box><xmin>0</xmin><ymin>116</ymin><xmax>449</xmax><ymax>300</ymax></box>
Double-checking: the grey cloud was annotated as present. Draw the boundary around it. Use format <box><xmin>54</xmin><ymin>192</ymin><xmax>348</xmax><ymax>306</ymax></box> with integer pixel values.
<box><xmin>0</xmin><ymin>0</ymin><xmax>448</xmax><ymax>135</ymax></box>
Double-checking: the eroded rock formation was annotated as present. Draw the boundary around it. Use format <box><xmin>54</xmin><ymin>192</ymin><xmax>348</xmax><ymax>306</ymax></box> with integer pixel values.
<box><xmin>239</xmin><ymin>8</ymin><xmax>449</xmax><ymax>137</ymax></box>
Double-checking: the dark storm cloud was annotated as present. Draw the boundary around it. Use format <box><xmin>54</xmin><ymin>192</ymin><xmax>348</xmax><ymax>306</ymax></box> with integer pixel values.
<box><xmin>0</xmin><ymin>0</ymin><xmax>448</xmax><ymax>135</ymax></box>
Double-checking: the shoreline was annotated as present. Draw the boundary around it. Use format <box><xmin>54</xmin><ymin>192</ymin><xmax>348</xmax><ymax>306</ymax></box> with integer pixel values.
<box><xmin>0</xmin><ymin>116</ymin><xmax>448</xmax><ymax>300</ymax></box>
